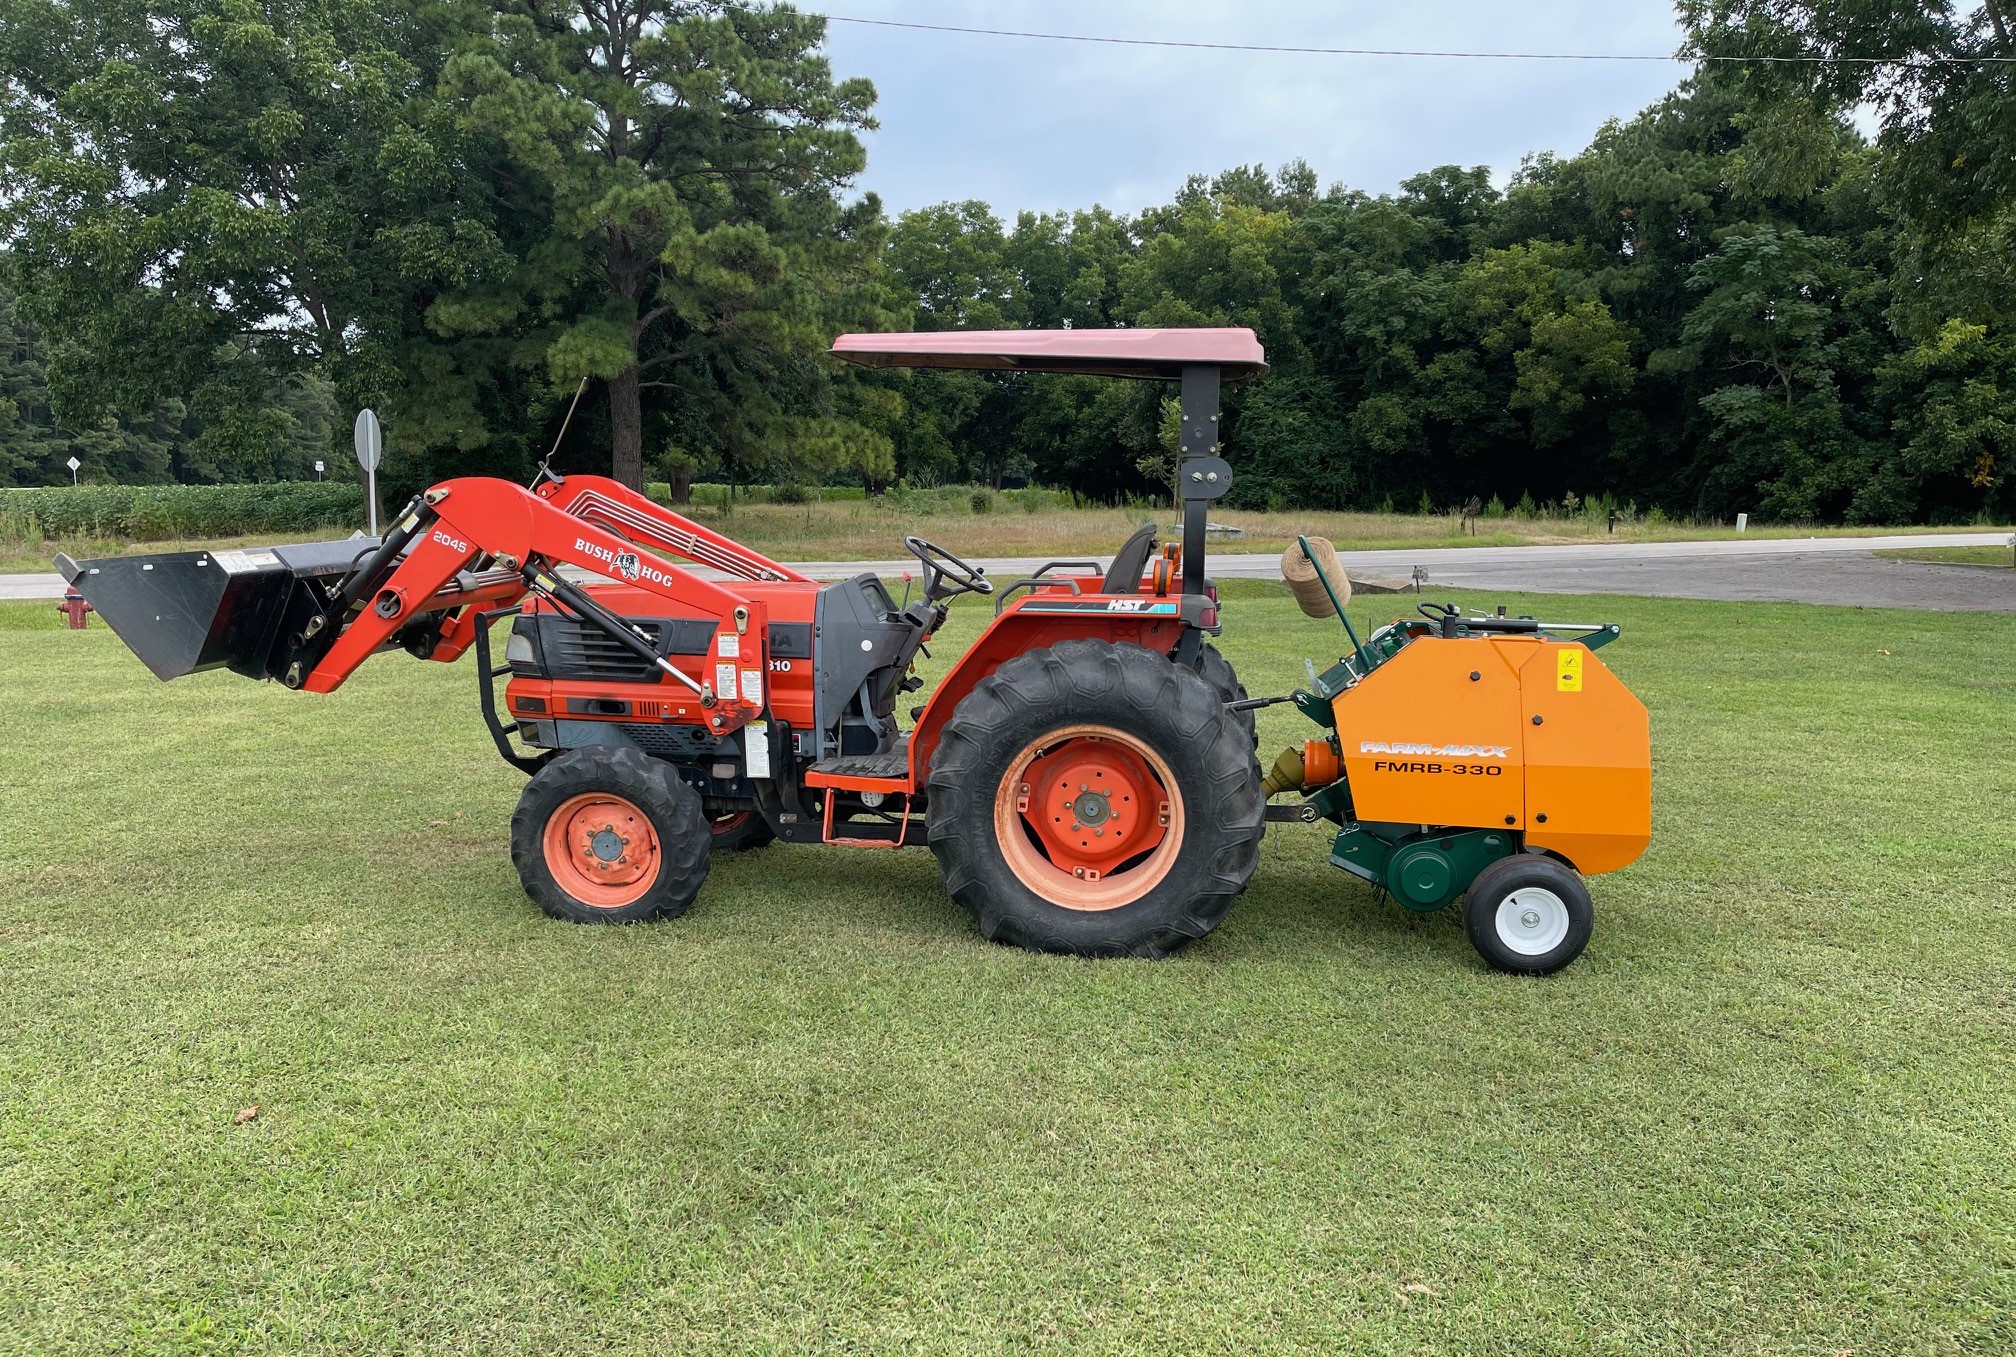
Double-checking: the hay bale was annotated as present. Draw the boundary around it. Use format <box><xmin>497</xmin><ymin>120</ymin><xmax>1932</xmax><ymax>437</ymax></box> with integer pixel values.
<box><xmin>1281</xmin><ymin>536</ymin><xmax>1352</xmax><ymax>618</ymax></box>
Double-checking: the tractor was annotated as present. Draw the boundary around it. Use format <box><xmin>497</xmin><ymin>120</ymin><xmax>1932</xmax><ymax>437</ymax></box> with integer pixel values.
<box><xmin>60</xmin><ymin>327</ymin><xmax>1650</xmax><ymax>971</ymax></box>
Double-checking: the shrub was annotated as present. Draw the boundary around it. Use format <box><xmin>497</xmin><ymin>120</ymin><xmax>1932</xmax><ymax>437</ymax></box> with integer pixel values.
<box><xmin>970</xmin><ymin>489</ymin><xmax>994</xmax><ymax>514</ymax></box>
<box><xmin>1517</xmin><ymin>489</ymin><xmax>1538</xmax><ymax>517</ymax></box>
<box><xmin>0</xmin><ymin>482</ymin><xmax>366</xmax><ymax>543</ymax></box>
<box><xmin>1485</xmin><ymin>495</ymin><xmax>1507</xmax><ymax>518</ymax></box>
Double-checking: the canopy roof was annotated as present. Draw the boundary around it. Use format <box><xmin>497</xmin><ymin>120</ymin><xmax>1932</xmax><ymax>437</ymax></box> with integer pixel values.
<box><xmin>829</xmin><ymin>327</ymin><xmax>1267</xmax><ymax>381</ymax></box>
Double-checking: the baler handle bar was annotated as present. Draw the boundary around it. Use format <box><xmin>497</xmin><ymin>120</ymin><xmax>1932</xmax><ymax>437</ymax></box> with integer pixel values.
<box><xmin>1297</xmin><ymin>534</ymin><xmax>1373</xmax><ymax>677</ymax></box>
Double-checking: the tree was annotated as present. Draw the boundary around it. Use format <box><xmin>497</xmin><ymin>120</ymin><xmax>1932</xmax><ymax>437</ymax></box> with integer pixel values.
<box><xmin>1462</xmin><ymin>244</ymin><xmax>1635</xmax><ymax>448</ymax></box>
<box><xmin>1682</xmin><ymin>0</ymin><xmax>2016</xmax><ymax>325</ymax></box>
<box><xmin>0</xmin><ymin>0</ymin><xmax>508</xmax><ymax>470</ymax></box>
<box><xmin>443</xmin><ymin>0</ymin><xmax>881</xmax><ymax>489</ymax></box>
<box><xmin>1880</xmin><ymin>319</ymin><xmax>2016</xmax><ymax>519</ymax></box>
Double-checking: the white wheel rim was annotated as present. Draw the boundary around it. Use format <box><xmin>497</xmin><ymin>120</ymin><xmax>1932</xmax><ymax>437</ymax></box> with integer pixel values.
<box><xmin>1496</xmin><ymin>886</ymin><xmax>1570</xmax><ymax>957</ymax></box>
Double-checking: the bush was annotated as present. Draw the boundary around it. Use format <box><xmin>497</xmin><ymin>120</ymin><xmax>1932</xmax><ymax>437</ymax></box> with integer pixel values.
<box><xmin>770</xmin><ymin>482</ymin><xmax>810</xmax><ymax>505</ymax></box>
<box><xmin>0</xmin><ymin>482</ymin><xmax>366</xmax><ymax>543</ymax></box>
<box><xmin>970</xmin><ymin>489</ymin><xmax>994</xmax><ymax>514</ymax></box>
<box><xmin>1485</xmin><ymin>495</ymin><xmax>1507</xmax><ymax>518</ymax></box>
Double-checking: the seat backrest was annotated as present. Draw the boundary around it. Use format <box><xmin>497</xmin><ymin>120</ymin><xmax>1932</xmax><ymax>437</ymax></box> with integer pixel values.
<box><xmin>1101</xmin><ymin>522</ymin><xmax>1159</xmax><ymax>594</ymax></box>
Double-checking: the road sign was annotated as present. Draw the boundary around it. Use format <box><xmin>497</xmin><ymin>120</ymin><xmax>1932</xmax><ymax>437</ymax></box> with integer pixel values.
<box><xmin>66</xmin><ymin>455</ymin><xmax>80</xmax><ymax>485</ymax></box>
<box><xmin>352</xmin><ymin>410</ymin><xmax>382</xmax><ymax>472</ymax></box>
<box><xmin>353</xmin><ymin>410</ymin><xmax>384</xmax><ymax>535</ymax></box>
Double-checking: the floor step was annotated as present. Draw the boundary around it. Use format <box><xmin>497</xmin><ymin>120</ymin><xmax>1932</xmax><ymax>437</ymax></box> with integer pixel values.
<box><xmin>805</xmin><ymin>739</ymin><xmax>910</xmax><ymax>789</ymax></box>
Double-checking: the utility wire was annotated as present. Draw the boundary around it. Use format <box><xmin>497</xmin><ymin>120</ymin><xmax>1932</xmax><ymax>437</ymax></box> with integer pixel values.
<box><xmin>798</xmin><ymin>10</ymin><xmax>2015</xmax><ymax>66</ymax></box>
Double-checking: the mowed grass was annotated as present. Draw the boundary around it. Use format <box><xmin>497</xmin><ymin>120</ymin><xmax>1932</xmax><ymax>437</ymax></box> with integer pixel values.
<box><xmin>1875</xmin><ymin>544</ymin><xmax>2015</xmax><ymax>568</ymax></box>
<box><xmin>1</xmin><ymin>582</ymin><xmax>2012</xmax><ymax>1354</ymax></box>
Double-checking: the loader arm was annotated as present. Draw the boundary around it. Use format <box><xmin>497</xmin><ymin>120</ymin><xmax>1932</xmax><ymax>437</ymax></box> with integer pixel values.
<box><xmin>300</xmin><ymin>479</ymin><xmax>768</xmax><ymax>736</ymax></box>
<box><xmin>536</xmin><ymin>474</ymin><xmax>812</xmax><ymax>583</ymax></box>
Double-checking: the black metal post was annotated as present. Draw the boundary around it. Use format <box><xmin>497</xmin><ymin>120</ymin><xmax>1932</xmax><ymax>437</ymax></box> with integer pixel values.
<box><xmin>1177</xmin><ymin>364</ymin><xmax>1227</xmax><ymax>596</ymax></box>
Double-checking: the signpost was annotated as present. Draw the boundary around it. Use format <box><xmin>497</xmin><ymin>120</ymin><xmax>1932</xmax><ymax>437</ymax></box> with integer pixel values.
<box><xmin>352</xmin><ymin>409</ymin><xmax>383</xmax><ymax>537</ymax></box>
<box><xmin>314</xmin><ymin>459</ymin><xmax>324</xmax><ymax>481</ymax></box>
<box><xmin>66</xmin><ymin>455</ymin><xmax>80</xmax><ymax>486</ymax></box>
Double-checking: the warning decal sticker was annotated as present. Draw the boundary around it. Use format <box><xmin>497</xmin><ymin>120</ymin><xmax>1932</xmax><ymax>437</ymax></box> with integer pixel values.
<box><xmin>1556</xmin><ymin>649</ymin><xmax>1583</xmax><ymax>692</ymax></box>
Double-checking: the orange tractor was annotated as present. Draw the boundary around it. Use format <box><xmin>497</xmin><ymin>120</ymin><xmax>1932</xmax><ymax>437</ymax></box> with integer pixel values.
<box><xmin>61</xmin><ymin>327</ymin><xmax>1649</xmax><ymax>971</ymax></box>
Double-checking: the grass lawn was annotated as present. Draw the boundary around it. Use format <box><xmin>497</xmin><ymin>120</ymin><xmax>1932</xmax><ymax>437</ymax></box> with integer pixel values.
<box><xmin>4</xmin><ymin>501</ymin><xmax>2006</xmax><ymax>575</ymax></box>
<box><xmin>1875</xmin><ymin>544</ymin><xmax>2016</xmax><ymax>568</ymax></box>
<box><xmin>1</xmin><ymin>582</ymin><xmax>2012</xmax><ymax>1353</ymax></box>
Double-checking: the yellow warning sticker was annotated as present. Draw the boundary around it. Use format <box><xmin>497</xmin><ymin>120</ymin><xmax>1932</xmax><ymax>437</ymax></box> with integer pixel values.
<box><xmin>1556</xmin><ymin>649</ymin><xmax>1583</xmax><ymax>692</ymax></box>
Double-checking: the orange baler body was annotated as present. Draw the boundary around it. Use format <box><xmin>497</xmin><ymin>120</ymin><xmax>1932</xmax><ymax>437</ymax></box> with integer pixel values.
<box><xmin>1332</xmin><ymin>635</ymin><xmax>1651</xmax><ymax>876</ymax></box>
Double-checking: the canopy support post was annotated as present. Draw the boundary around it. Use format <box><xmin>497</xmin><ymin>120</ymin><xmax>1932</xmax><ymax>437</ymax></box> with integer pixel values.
<box><xmin>1177</xmin><ymin>364</ymin><xmax>1230</xmax><ymax>596</ymax></box>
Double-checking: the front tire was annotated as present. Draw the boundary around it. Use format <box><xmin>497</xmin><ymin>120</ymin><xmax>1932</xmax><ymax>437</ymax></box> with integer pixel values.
<box><xmin>925</xmin><ymin>640</ymin><xmax>1264</xmax><ymax>958</ymax></box>
<box><xmin>510</xmin><ymin>746</ymin><xmax>711</xmax><ymax>924</ymax></box>
<box><xmin>1463</xmin><ymin>854</ymin><xmax>1593</xmax><ymax>975</ymax></box>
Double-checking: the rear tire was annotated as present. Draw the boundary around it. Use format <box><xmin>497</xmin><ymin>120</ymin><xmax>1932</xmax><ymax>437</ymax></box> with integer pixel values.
<box><xmin>1193</xmin><ymin>641</ymin><xmax>1256</xmax><ymax>751</ymax></box>
<box><xmin>1463</xmin><ymin>854</ymin><xmax>1593</xmax><ymax>975</ymax></box>
<box><xmin>925</xmin><ymin>639</ymin><xmax>1264</xmax><ymax>958</ymax></box>
<box><xmin>511</xmin><ymin>746</ymin><xmax>710</xmax><ymax>924</ymax></box>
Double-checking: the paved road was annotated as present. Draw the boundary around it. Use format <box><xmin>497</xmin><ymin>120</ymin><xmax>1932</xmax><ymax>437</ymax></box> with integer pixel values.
<box><xmin>790</xmin><ymin>531</ymin><xmax>2016</xmax><ymax>612</ymax></box>
<box><xmin>10</xmin><ymin>531</ymin><xmax>2012</xmax><ymax>611</ymax></box>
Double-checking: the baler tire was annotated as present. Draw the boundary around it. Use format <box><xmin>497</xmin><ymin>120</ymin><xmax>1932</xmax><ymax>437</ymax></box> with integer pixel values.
<box><xmin>1462</xmin><ymin>853</ymin><xmax>1593</xmax><ymax>975</ymax></box>
<box><xmin>1193</xmin><ymin>641</ymin><xmax>1257</xmax><ymax>751</ymax></box>
<box><xmin>511</xmin><ymin>746</ymin><xmax>710</xmax><ymax>925</ymax></box>
<box><xmin>925</xmin><ymin>639</ymin><xmax>1265</xmax><ymax>959</ymax></box>
<box><xmin>709</xmin><ymin>808</ymin><xmax>775</xmax><ymax>852</ymax></box>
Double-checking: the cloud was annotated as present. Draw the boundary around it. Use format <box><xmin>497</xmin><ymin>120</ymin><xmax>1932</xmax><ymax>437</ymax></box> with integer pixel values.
<box><xmin>815</xmin><ymin>0</ymin><xmax>1692</xmax><ymax>215</ymax></box>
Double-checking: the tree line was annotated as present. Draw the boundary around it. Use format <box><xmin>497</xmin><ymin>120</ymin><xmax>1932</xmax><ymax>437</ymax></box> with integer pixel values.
<box><xmin>1</xmin><ymin>0</ymin><xmax>2011</xmax><ymax>524</ymax></box>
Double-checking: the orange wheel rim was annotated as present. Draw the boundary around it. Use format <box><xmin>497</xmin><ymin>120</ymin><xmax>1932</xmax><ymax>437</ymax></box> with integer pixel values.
<box><xmin>992</xmin><ymin>723</ymin><xmax>1184</xmax><ymax>911</ymax></box>
<box><xmin>542</xmin><ymin>793</ymin><xmax>662</xmax><ymax>908</ymax></box>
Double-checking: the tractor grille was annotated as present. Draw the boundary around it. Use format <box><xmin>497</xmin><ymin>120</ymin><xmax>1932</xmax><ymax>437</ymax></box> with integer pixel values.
<box><xmin>618</xmin><ymin>723</ymin><xmax>722</xmax><ymax>758</ymax></box>
<box><xmin>544</xmin><ymin>617</ymin><xmax>669</xmax><ymax>677</ymax></box>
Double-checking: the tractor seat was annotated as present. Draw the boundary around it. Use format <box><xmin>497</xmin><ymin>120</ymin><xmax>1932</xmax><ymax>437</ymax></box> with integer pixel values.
<box><xmin>1101</xmin><ymin>522</ymin><xmax>1159</xmax><ymax>594</ymax></box>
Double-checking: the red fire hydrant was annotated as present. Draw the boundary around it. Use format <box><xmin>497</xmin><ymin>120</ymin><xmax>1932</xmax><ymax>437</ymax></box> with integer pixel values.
<box><xmin>57</xmin><ymin>589</ymin><xmax>93</xmax><ymax>630</ymax></box>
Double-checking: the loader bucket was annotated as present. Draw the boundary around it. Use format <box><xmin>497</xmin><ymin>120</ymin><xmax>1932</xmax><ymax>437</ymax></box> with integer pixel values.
<box><xmin>57</xmin><ymin>538</ymin><xmax>378</xmax><ymax>683</ymax></box>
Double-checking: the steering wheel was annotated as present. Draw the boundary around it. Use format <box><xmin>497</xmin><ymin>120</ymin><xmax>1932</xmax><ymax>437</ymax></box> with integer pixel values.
<box><xmin>905</xmin><ymin>535</ymin><xmax>994</xmax><ymax>599</ymax></box>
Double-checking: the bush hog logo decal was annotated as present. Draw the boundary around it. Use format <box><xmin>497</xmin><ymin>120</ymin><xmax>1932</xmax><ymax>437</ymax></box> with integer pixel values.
<box><xmin>573</xmin><ymin>537</ymin><xmax>677</xmax><ymax>588</ymax></box>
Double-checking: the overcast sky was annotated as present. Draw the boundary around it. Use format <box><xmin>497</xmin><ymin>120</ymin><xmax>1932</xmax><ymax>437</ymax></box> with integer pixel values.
<box><xmin>815</xmin><ymin>0</ymin><xmax>1695</xmax><ymax>217</ymax></box>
